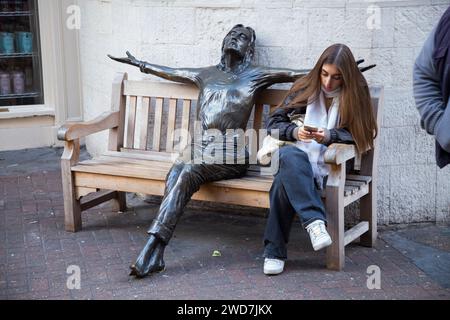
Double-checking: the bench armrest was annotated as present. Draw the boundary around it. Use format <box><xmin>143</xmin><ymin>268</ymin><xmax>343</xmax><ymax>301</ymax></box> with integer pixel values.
<box><xmin>324</xmin><ymin>143</ymin><xmax>357</xmax><ymax>165</ymax></box>
<box><xmin>57</xmin><ymin>111</ymin><xmax>119</xmax><ymax>142</ymax></box>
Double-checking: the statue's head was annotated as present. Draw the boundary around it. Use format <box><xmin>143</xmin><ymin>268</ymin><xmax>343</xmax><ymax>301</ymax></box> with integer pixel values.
<box><xmin>220</xmin><ymin>24</ymin><xmax>256</xmax><ymax>69</ymax></box>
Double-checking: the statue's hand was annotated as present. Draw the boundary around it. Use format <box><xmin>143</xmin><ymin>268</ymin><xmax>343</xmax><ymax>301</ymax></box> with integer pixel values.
<box><xmin>108</xmin><ymin>51</ymin><xmax>141</xmax><ymax>67</ymax></box>
<box><xmin>356</xmin><ymin>59</ymin><xmax>376</xmax><ymax>73</ymax></box>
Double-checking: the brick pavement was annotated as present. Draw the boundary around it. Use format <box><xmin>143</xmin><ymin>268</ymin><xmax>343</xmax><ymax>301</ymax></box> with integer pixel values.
<box><xmin>0</xmin><ymin>147</ymin><xmax>449</xmax><ymax>300</ymax></box>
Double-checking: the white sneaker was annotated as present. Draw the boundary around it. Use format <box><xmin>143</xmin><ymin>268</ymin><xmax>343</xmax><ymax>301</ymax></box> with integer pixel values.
<box><xmin>306</xmin><ymin>220</ymin><xmax>333</xmax><ymax>251</ymax></box>
<box><xmin>263</xmin><ymin>258</ymin><xmax>285</xmax><ymax>275</ymax></box>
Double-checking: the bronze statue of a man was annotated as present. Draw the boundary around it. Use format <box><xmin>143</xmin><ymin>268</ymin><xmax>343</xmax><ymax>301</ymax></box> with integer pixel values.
<box><xmin>109</xmin><ymin>24</ymin><xmax>309</xmax><ymax>278</ymax></box>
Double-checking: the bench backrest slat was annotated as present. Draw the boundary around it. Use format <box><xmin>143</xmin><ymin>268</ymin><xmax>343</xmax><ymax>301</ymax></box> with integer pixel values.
<box><xmin>139</xmin><ymin>97</ymin><xmax>151</xmax><ymax>150</ymax></box>
<box><xmin>124</xmin><ymin>79</ymin><xmax>198</xmax><ymax>100</ymax></box>
<box><xmin>126</xmin><ymin>96</ymin><xmax>137</xmax><ymax>149</ymax></box>
<box><xmin>180</xmin><ymin>100</ymin><xmax>192</xmax><ymax>152</ymax></box>
<box><xmin>152</xmin><ymin>98</ymin><xmax>164</xmax><ymax>151</ymax></box>
<box><xmin>255</xmin><ymin>89</ymin><xmax>287</xmax><ymax>106</ymax></box>
<box><xmin>166</xmin><ymin>99</ymin><xmax>178</xmax><ymax>152</ymax></box>
<box><xmin>108</xmin><ymin>73</ymin><xmax>127</xmax><ymax>152</ymax></box>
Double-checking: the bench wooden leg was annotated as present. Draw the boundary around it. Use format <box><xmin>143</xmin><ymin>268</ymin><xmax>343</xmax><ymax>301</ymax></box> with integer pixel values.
<box><xmin>61</xmin><ymin>140</ymin><xmax>82</xmax><ymax>232</ymax></box>
<box><xmin>61</xmin><ymin>165</ymin><xmax>82</xmax><ymax>232</ymax></box>
<box><xmin>112</xmin><ymin>191</ymin><xmax>127</xmax><ymax>212</ymax></box>
<box><xmin>360</xmin><ymin>182</ymin><xmax>377</xmax><ymax>247</ymax></box>
<box><xmin>325</xmin><ymin>164</ymin><xmax>345</xmax><ymax>271</ymax></box>
<box><xmin>326</xmin><ymin>197</ymin><xmax>345</xmax><ymax>270</ymax></box>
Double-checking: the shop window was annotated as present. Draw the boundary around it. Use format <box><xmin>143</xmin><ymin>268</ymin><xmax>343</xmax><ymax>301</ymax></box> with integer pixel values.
<box><xmin>0</xmin><ymin>0</ymin><xmax>44</xmax><ymax>107</ymax></box>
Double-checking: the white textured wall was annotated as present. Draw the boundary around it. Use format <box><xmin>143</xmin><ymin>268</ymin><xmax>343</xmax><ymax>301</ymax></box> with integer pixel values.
<box><xmin>77</xmin><ymin>0</ymin><xmax>450</xmax><ymax>224</ymax></box>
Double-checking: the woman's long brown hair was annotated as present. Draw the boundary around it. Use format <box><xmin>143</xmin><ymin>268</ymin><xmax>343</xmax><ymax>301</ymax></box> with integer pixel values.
<box><xmin>281</xmin><ymin>44</ymin><xmax>378</xmax><ymax>153</ymax></box>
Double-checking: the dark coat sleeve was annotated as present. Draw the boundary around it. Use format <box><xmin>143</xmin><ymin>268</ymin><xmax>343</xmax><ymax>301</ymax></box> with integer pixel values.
<box><xmin>266</xmin><ymin>89</ymin><xmax>305</xmax><ymax>141</ymax></box>
<box><xmin>266</xmin><ymin>107</ymin><xmax>300</xmax><ymax>142</ymax></box>
<box><xmin>326</xmin><ymin>128</ymin><xmax>355</xmax><ymax>146</ymax></box>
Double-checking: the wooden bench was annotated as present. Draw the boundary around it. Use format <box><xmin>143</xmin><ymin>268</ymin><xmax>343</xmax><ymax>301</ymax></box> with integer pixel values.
<box><xmin>58</xmin><ymin>72</ymin><xmax>384</xmax><ymax>271</ymax></box>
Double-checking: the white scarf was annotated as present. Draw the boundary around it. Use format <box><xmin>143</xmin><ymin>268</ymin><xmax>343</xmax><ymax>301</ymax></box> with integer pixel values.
<box><xmin>295</xmin><ymin>86</ymin><xmax>341</xmax><ymax>189</ymax></box>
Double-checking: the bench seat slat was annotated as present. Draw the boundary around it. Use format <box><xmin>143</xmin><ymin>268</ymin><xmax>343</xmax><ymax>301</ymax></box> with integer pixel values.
<box><xmin>346</xmin><ymin>174</ymin><xmax>372</xmax><ymax>183</ymax></box>
<box><xmin>344</xmin><ymin>186</ymin><xmax>355</xmax><ymax>196</ymax></box>
<box><xmin>72</xmin><ymin>162</ymin><xmax>170</xmax><ymax>180</ymax></box>
<box><xmin>111</xmin><ymin>149</ymin><xmax>175</xmax><ymax>162</ymax></box>
<box><xmin>345</xmin><ymin>180</ymin><xmax>366</xmax><ymax>187</ymax></box>
<box><xmin>343</xmin><ymin>183</ymin><xmax>370</xmax><ymax>207</ymax></box>
<box><xmin>72</xmin><ymin>156</ymin><xmax>273</xmax><ymax>192</ymax></box>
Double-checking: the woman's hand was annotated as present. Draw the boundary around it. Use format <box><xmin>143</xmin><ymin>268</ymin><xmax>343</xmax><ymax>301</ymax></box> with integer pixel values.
<box><xmin>297</xmin><ymin>126</ymin><xmax>325</xmax><ymax>143</ymax></box>
<box><xmin>298</xmin><ymin>126</ymin><xmax>313</xmax><ymax>143</ymax></box>
<box><xmin>311</xmin><ymin>129</ymin><xmax>326</xmax><ymax>143</ymax></box>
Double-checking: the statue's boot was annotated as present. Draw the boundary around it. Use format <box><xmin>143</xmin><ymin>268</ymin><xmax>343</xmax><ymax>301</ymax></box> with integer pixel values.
<box><xmin>129</xmin><ymin>235</ymin><xmax>166</xmax><ymax>278</ymax></box>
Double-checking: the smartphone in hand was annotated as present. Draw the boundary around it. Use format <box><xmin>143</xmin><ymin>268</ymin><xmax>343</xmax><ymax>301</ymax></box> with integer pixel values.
<box><xmin>303</xmin><ymin>125</ymin><xmax>319</xmax><ymax>132</ymax></box>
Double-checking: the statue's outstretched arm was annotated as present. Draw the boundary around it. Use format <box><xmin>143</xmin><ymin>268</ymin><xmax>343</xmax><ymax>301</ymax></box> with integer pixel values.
<box><xmin>262</xmin><ymin>59</ymin><xmax>376</xmax><ymax>85</ymax></box>
<box><xmin>108</xmin><ymin>51</ymin><xmax>200</xmax><ymax>85</ymax></box>
<box><xmin>355</xmin><ymin>59</ymin><xmax>376</xmax><ymax>73</ymax></box>
<box><xmin>263</xmin><ymin>67</ymin><xmax>311</xmax><ymax>84</ymax></box>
